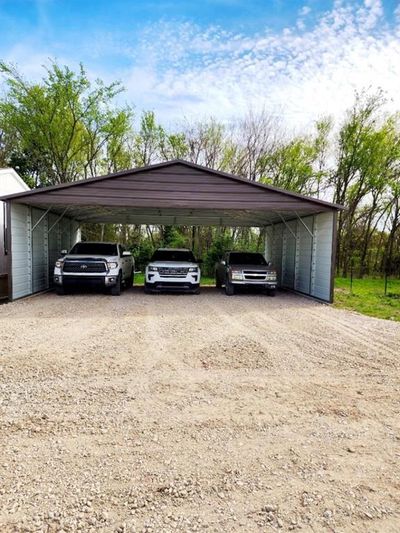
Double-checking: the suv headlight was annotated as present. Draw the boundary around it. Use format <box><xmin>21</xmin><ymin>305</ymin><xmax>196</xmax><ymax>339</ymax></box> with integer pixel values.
<box><xmin>55</xmin><ymin>260</ymin><xmax>64</xmax><ymax>268</ymax></box>
<box><xmin>148</xmin><ymin>266</ymin><xmax>158</xmax><ymax>272</ymax></box>
<box><xmin>188</xmin><ymin>267</ymin><xmax>198</xmax><ymax>272</ymax></box>
<box><xmin>231</xmin><ymin>270</ymin><xmax>243</xmax><ymax>280</ymax></box>
<box><xmin>107</xmin><ymin>262</ymin><xmax>118</xmax><ymax>269</ymax></box>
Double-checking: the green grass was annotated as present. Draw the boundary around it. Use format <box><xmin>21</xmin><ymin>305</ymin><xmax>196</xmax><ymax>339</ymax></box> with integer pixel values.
<box><xmin>134</xmin><ymin>272</ymin><xmax>215</xmax><ymax>286</ymax></box>
<box><xmin>334</xmin><ymin>277</ymin><xmax>400</xmax><ymax>321</ymax></box>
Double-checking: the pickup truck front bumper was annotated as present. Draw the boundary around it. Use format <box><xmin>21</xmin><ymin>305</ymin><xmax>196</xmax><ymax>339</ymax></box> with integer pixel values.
<box><xmin>54</xmin><ymin>274</ymin><xmax>118</xmax><ymax>287</ymax></box>
<box><xmin>231</xmin><ymin>280</ymin><xmax>277</xmax><ymax>289</ymax></box>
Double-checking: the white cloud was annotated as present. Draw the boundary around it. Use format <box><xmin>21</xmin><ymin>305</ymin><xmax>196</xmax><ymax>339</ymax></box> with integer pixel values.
<box><xmin>117</xmin><ymin>0</ymin><xmax>400</xmax><ymax>130</ymax></box>
<box><xmin>1</xmin><ymin>0</ymin><xmax>400</xmax><ymax>133</ymax></box>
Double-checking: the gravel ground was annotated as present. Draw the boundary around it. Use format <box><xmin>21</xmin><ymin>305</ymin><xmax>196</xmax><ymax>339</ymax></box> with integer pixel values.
<box><xmin>0</xmin><ymin>287</ymin><xmax>399</xmax><ymax>532</ymax></box>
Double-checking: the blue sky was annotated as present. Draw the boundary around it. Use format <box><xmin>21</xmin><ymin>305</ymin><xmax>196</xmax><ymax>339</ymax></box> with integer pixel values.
<box><xmin>0</xmin><ymin>0</ymin><xmax>400</xmax><ymax>129</ymax></box>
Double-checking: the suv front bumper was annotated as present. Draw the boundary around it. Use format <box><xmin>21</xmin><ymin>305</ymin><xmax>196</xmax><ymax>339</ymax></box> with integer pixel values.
<box><xmin>145</xmin><ymin>281</ymin><xmax>200</xmax><ymax>293</ymax></box>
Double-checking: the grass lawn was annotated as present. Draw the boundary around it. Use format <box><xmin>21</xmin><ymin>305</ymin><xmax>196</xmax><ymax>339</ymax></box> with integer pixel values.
<box><xmin>134</xmin><ymin>272</ymin><xmax>215</xmax><ymax>286</ymax></box>
<box><xmin>334</xmin><ymin>277</ymin><xmax>400</xmax><ymax>321</ymax></box>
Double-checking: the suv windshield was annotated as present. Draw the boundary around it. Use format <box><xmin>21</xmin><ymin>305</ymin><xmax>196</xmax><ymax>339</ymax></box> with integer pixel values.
<box><xmin>229</xmin><ymin>252</ymin><xmax>267</xmax><ymax>265</ymax></box>
<box><xmin>69</xmin><ymin>243</ymin><xmax>118</xmax><ymax>255</ymax></box>
<box><xmin>151</xmin><ymin>250</ymin><xmax>196</xmax><ymax>262</ymax></box>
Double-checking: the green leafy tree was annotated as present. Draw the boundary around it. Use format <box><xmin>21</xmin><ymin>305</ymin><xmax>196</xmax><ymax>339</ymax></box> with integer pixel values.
<box><xmin>0</xmin><ymin>61</ymin><xmax>132</xmax><ymax>185</ymax></box>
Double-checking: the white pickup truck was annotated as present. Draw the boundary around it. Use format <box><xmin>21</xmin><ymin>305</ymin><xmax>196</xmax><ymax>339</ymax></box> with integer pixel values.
<box><xmin>54</xmin><ymin>242</ymin><xmax>134</xmax><ymax>296</ymax></box>
<box><xmin>145</xmin><ymin>248</ymin><xmax>201</xmax><ymax>293</ymax></box>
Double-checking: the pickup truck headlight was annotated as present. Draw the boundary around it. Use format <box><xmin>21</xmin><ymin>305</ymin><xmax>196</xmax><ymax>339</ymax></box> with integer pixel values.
<box><xmin>231</xmin><ymin>271</ymin><xmax>243</xmax><ymax>280</ymax></box>
<box><xmin>148</xmin><ymin>266</ymin><xmax>158</xmax><ymax>272</ymax></box>
<box><xmin>55</xmin><ymin>260</ymin><xmax>64</xmax><ymax>268</ymax></box>
<box><xmin>188</xmin><ymin>267</ymin><xmax>198</xmax><ymax>272</ymax></box>
<box><xmin>107</xmin><ymin>262</ymin><xmax>118</xmax><ymax>270</ymax></box>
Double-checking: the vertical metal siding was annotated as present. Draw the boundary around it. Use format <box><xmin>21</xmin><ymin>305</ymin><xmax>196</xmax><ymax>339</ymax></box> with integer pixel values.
<box><xmin>10</xmin><ymin>203</ymin><xmax>79</xmax><ymax>300</ymax></box>
<box><xmin>295</xmin><ymin>216</ymin><xmax>313</xmax><ymax>294</ymax></box>
<box><xmin>48</xmin><ymin>213</ymin><xmax>61</xmax><ymax>286</ymax></box>
<box><xmin>310</xmin><ymin>212</ymin><xmax>334</xmax><ymax>301</ymax></box>
<box><xmin>282</xmin><ymin>220</ymin><xmax>296</xmax><ymax>289</ymax></box>
<box><xmin>31</xmin><ymin>208</ymin><xmax>49</xmax><ymax>293</ymax></box>
<box><xmin>270</xmin><ymin>224</ymin><xmax>283</xmax><ymax>286</ymax></box>
<box><xmin>11</xmin><ymin>204</ymin><xmax>32</xmax><ymax>299</ymax></box>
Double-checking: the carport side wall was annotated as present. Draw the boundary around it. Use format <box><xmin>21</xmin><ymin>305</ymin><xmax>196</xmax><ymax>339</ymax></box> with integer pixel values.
<box><xmin>10</xmin><ymin>203</ymin><xmax>80</xmax><ymax>300</ymax></box>
<box><xmin>265</xmin><ymin>211</ymin><xmax>335</xmax><ymax>303</ymax></box>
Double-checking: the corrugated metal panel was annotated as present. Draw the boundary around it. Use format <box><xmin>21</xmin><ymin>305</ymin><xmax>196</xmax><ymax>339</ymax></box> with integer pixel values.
<box><xmin>61</xmin><ymin>218</ymin><xmax>72</xmax><ymax>251</ymax></box>
<box><xmin>11</xmin><ymin>204</ymin><xmax>32</xmax><ymax>299</ymax></box>
<box><xmin>48</xmin><ymin>213</ymin><xmax>61</xmax><ymax>285</ymax></box>
<box><xmin>31</xmin><ymin>208</ymin><xmax>49</xmax><ymax>293</ymax></box>
<box><xmin>295</xmin><ymin>216</ymin><xmax>313</xmax><ymax>294</ymax></box>
<box><xmin>311</xmin><ymin>212</ymin><xmax>334</xmax><ymax>301</ymax></box>
<box><xmin>282</xmin><ymin>220</ymin><xmax>297</xmax><ymax>289</ymax></box>
<box><xmin>270</xmin><ymin>224</ymin><xmax>283</xmax><ymax>286</ymax></box>
<box><xmin>4</xmin><ymin>162</ymin><xmax>340</xmax><ymax>218</ymax></box>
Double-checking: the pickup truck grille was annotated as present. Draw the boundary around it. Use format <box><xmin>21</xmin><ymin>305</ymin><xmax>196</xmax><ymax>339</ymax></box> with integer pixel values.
<box><xmin>243</xmin><ymin>270</ymin><xmax>268</xmax><ymax>281</ymax></box>
<box><xmin>159</xmin><ymin>267</ymin><xmax>189</xmax><ymax>278</ymax></box>
<box><xmin>63</xmin><ymin>261</ymin><xmax>107</xmax><ymax>273</ymax></box>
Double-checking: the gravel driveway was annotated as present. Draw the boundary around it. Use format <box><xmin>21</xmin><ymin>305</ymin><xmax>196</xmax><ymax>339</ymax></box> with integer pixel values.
<box><xmin>0</xmin><ymin>288</ymin><xmax>399</xmax><ymax>532</ymax></box>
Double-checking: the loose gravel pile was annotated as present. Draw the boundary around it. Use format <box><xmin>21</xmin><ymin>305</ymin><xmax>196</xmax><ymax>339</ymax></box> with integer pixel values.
<box><xmin>0</xmin><ymin>288</ymin><xmax>399</xmax><ymax>532</ymax></box>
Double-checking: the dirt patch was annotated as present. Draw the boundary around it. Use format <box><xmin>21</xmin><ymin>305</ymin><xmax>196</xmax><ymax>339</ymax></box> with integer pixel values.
<box><xmin>0</xmin><ymin>287</ymin><xmax>399</xmax><ymax>532</ymax></box>
<box><xmin>196</xmin><ymin>334</ymin><xmax>274</xmax><ymax>369</ymax></box>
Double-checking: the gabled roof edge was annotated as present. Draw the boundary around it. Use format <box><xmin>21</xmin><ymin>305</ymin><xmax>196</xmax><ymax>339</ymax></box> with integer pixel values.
<box><xmin>0</xmin><ymin>159</ymin><xmax>344</xmax><ymax>210</ymax></box>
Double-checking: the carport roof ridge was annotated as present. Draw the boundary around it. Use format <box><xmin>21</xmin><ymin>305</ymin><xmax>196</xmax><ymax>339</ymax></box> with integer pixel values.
<box><xmin>0</xmin><ymin>159</ymin><xmax>343</xmax><ymax>210</ymax></box>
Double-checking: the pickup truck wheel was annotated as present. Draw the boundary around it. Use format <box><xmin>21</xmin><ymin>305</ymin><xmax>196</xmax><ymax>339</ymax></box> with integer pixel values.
<box><xmin>56</xmin><ymin>286</ymin><xmax>65</xmax><ymax>296</ymax></box>
<box><xmin>111</xmin><ymin>273</ymin><xmax>121</xmax><ymax>296</ymax></box>
<box><xmin>225</xmin><ymin>281</ymin><xmax>235</xmax><ymax>296</ymax></box>
<box><xmin>215</xmin><ymin>275</ymin><xmax>222</xmax><ymax>289</ymax></box>
<box><xmin>125</xmin><ymin>269</ymin><xmax>134</xmax><ymax>289</ymax></box>
<box><xmin>266</xmin><ymin>289</ymin><xmax>276</xmax><ymax>297</ymax></box>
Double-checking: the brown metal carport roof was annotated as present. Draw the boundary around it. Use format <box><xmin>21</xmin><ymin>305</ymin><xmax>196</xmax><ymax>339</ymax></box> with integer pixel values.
<box><xmin>1</xmin><ymin>160</ymin><xmax>342</xmax><ymax>225</ymax></box>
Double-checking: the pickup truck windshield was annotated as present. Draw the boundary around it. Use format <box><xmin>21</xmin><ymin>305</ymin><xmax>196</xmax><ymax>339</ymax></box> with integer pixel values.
<box><xmin>151</xmin><ymin>250</ymin><xmax>196</xmax><ymax>262</ymax></box>
<box><xmin>229</xmin><ymin>252</ymin><xmax>267</xmax><ymax>265</ymax></box>
<box><xmin>69</xmin><ymin>243</ymin><xmax>118</xmax><ymax>255</ymax></box>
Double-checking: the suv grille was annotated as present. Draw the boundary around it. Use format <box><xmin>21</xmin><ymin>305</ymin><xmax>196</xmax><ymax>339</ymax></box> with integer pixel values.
<box><xmin>159</xmin><ymin>267</ymin><xmax>189</xmax><ymax>278</ymax></box>
<box><xmin>63</xmin><ymin>261</ymin><xmax>107</xmax><ymax>273</ymax></box>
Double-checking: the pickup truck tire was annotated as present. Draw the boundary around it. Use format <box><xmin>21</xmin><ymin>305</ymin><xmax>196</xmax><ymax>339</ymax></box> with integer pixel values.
<box><xmin>225</xmin><ymin>281</ymin><xmax>235</xmax><ymax>296</ymax></box>
<box><xmin>215</xmin><ymin>275</ymin><xmax>222</xmax><ymax>289</ymax></box>
<box><xmin>266</xmin><ymin>289</ymin><xmax>276</xmax><ymax>297</ymax></box>
<box><xmin>111</xmin><ymin>273</ymin><xmax>122</xmax><ymax>296</ymax></box>
<box><xmin>125</xmin><ymin>269</ymin><xmax>134</xmax><ymax>289</ymax></box>
<box><xmin>56</xmin><ymin>286</ymin><xmax>65</xmax><ymax>296</ymax></box>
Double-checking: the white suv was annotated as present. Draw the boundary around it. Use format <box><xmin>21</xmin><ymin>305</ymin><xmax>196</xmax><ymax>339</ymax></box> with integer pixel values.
<box><xmin>145</xmin><ymin>248</ymin><xmax>201</xmax><ymax>293</ymax></box>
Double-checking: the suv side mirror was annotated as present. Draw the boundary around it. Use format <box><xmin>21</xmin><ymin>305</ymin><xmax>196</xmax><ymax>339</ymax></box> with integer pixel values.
<box><xmin>122</xmin><ymin>251</ymin><xmax>131</xmax><ymax>257</ymax></box>
<box><xmin>60</xmin><ymin>249</ymin><xmax>68</xmax><ymax>256</ymax></box>
<box><xmin>221</xmin><ymin>260</ymin><xmax>226</xmax><ymax>266</ymax></box>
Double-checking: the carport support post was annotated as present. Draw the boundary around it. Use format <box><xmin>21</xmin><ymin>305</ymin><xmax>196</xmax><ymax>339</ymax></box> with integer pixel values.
<box><xmin>264</xmin><ymin>225</ymin><xmax>274</xmax><ymax>260</ymax></box>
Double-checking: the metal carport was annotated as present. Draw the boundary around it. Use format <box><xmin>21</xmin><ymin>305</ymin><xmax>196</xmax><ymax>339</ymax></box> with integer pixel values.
<box><xmin>0</xmin><ymin>159</ymin><xmax>343</xmax><ymax>302</ymax></box>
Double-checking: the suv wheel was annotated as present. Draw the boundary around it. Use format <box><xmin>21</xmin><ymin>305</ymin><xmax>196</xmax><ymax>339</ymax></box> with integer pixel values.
<box><xmin>144</xmin><ymin>282</ymin><xmax>152</xmax><ymax>294</ymax></box>
<box><xmin>225</xmin><ymin>281</ymin><xmax>235</xmax><ymax>296</ymax></box>
<box><xmin>111</xmin><ymin>273</ymin><xmax>122</xmax><ymax>296</ymax></box>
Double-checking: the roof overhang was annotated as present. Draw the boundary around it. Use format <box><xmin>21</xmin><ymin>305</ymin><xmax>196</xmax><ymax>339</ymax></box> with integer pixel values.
<box><xmin>1</xmin><ymin>160</ymin><xmax>343</xmax><ymax>227</ymax></box>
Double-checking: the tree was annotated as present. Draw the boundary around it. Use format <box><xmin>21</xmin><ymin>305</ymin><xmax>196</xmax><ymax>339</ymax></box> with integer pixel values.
<box><xmin>0</xmin><ymin>61</ymin><xmax>132</xmax><ymax>185</ymax></box>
